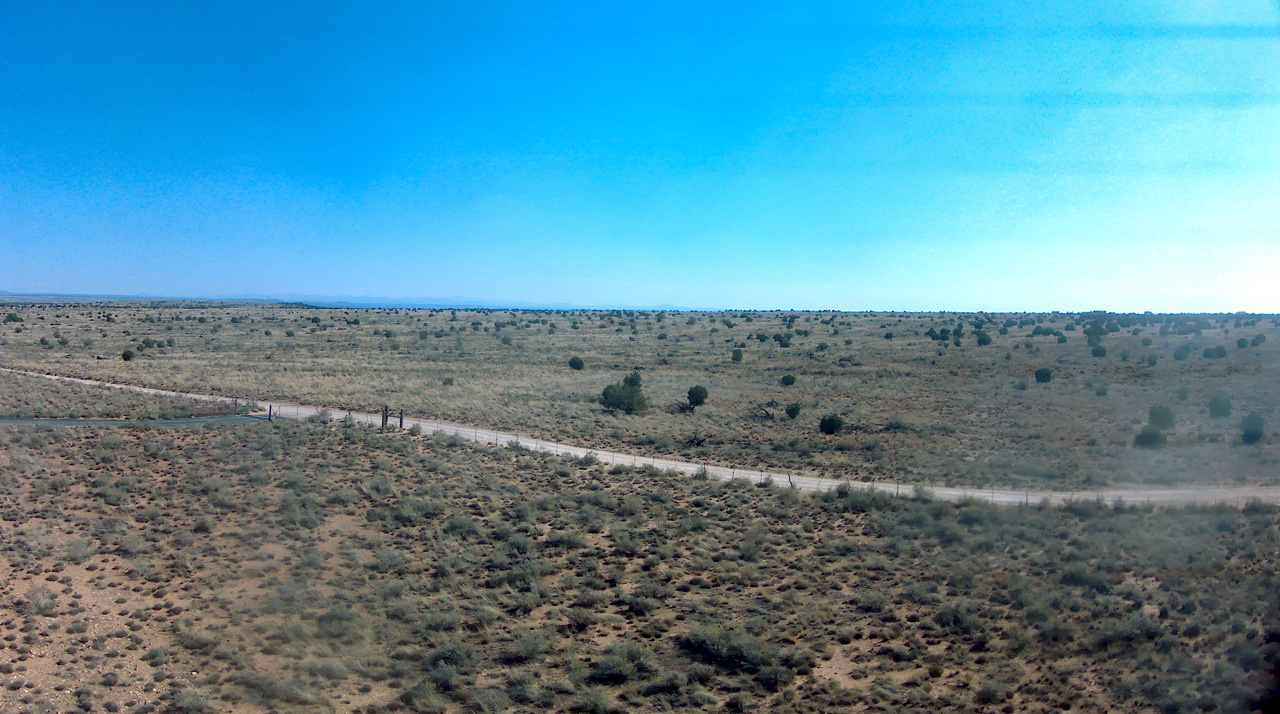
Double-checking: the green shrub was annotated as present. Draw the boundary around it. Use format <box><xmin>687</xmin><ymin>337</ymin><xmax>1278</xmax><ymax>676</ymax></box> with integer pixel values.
<box><xmin>677</xmin><ymin>627</ymin><xmax>774</xmax><ymax>672</ymax></box>
<box><xmin>399</xmin><ymin>681</ymin><xmax>447</xmax><ymax>713</ymax></box>
<box><xmin>601</xmin><ymin>372</ymin><xmax>647</xmax><ymax>414</ymax></box>
<box><xmin>779</xmin><ymin>374</ymin><xmax>796</xmax><ymax>386</ymax></box>
<box><xmin>1148</xmin><ymin>405</ymin><xmax>1176</xmax><ymax>430</ymax></box>
<box><xmin>1208</xmin><ymin>395</ymin><xmax>1232</xmax><ymax>418</ymax></box>
<box><xmin>1133</xmin><ymin>425</ymin><xmax>1166</xmax><ymax>449</ymax></box>
<box><xmin>976</xmin><ymin>331</ymin><xmax>992</xmax><ymax>345</ymax></box>
<box><xmin>589</xmin><ymin>641</ymin><xmax>653</xmax><ymax>683</ymax></box>
<box><xmin>1241</xmin><ymin>413</ymin><xmax>1264</xmax><ymax>445</ymax></box>
<box><xmin>785</xmin><ymin>403</ymin><xmax>801</xmax><ymax>419</ymax></box>
<box><xmin>1238</xmin><ymin>337</ymin><xmax>1249</xmax><ymax>349</ymax></box>
<box><xmin>1034</xmin><ymin>368</ymin><xmax>1052</xmax><ymax>383</ymax></box>
<box><xmin>121</xmin><ymin>349</ymin><xmax>135</xmax><ymax>361</ymax></box>
<box><xmin>425</xmin><ymin>641</ymin><xmax>475</xmax><ymax>670</ymax></box>
<box><xmin>1174</xmin><ymin>344</ymin><xmax>1191</xmax><ymax>360</ymax></box>
<box><xmin>1091</xmin><ymin>346</ymin><xmax>1107</xmax><ymax>358</ymax></box>
<box><xmin>687</xmin><ymin>385</ymin><xmax>708</xmax><ymax>408</ymax></box>
<box><xmin>568</xmin><ymin>356</ymin><xmax>584</xmax><ymax>370</ymax></box>
<box><xmin>731</xmin><ymin>348</ymin><xmax>743</xmax><ymax>362</ymax></box>
<box><xmin>176</xmin><ymin>619</ymin><xmax>223</xmax><ymax>651</ymax></box>
<box><xmin>169</xmin><ymin>688</ymin><xmax>215</xmax><ymax>714</ymax></box>
<box><xmin>818</xmin><ymin>414</ymin><xmax>844</xmax><ymax>435</ymax></box>
<box><xmin>824</xmin><ymin>486</ymin><xmax>896</xmax><ymax>514</ymax></box>
<box><xmin>976</xmin><ymin>683</ymin><xmax>1007</xmax><ymax>705</ymax></box>
<box><xmin>934</xmin><ymin>603</ymin><xmax>982</xmax><ymax>636</ymax></box>
<box><xmin>756</xmin><ymin>665</ymin><xmax>795</xmax><ymax>691</ymax></box>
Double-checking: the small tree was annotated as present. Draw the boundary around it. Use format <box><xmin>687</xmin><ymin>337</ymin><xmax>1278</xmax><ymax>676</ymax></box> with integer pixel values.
<box><xmin>819</xmin><ymin>414</ymin><xmax>844</xmax><ymax>435</ymax></box>
<box><xmin>1091</xmin><ymin>346</ymin><xmax>1107</xmax><ymax>358</ymax></box>
<box><xmin>731</xmin><ymin>348</ymin><xmax>743</xmax><ymax>363</ymax></box>
<box><xmin>121</xmin><ymin>349</ymin><xmax>135</xmax><ymax>361</ymax></box>
<box><xmin>1238</xmin><ymin>337</ymin><xmax>1249</xmax><ymax>349</ymax></box>
<box><xmin>976</xmin><ymin>331</ymin><xmax>992</xmax><ymax>346</ymax></box>
<box><xmin>1149</xmin><ymin>405</ymin><xmax>1176</xmax><ymax>430</ymax></box>
<box><xmin>1134</xmin><ymin>424</ymin><xmax>1166</xmax><ymax>449</ymax></box>
<box><xmin>785</xmin><ymin>403</ymin><xmax>801</xmax><ymax>420</ymax></box>
<box><xmin>1241</xmin><ymin>412</ymin><xmax>1264</xmax><ymax>445</ymax></box>
<box><xmin>1208</xmin><ymin>395</ymin><xmax>1232</xmax><ymax>418</ymax></box>
<box><xmin>1034</xmin><ymin>368</ymin><xmax>1052</xmax><ymax>383</ymax></box>
<box><xmin>568</xmin><ymin>356</ymin><xmax>585</xmax><ymax>370</ymax></box>
<box><xmin>779</xmin><ymin>374</ymin><xmax>796</xmax><ymax>387</ymax></box>
<box><xmin>687</xmin><ymin>385</ymin><xmax>708</xmax><ymax>409</ymax></box>
<box><xmin>601</xmin><ymin>372</ymin><xmax>647</xmax><ymax>415</ymax></box>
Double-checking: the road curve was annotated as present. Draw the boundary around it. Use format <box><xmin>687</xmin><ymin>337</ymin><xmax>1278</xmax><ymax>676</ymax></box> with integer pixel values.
<box><xmin>3</xmin><ymin>367</ymin><xmax>1277</xmax><ymax>508</ymax></box>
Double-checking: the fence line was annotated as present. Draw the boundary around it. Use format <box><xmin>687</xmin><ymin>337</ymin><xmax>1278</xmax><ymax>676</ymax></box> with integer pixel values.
<box><xmin>1</xmin><ymin>367</ymin><xmax>1276</xmax><ymax>507</ymax></box>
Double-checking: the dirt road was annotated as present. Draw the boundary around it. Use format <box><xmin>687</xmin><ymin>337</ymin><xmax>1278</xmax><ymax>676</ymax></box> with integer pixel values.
<box><xmin>4</xmin><ymin>367</ymin><xmax>1277</xmax><ymax>507</ymax></box>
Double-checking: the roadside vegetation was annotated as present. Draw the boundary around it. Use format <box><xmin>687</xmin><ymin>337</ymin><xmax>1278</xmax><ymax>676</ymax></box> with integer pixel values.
<box><xmin>0</xmin><ymin>302</ymin><xmax>1276</xmax><ymax>492</ymax></box>
<box><xmin>0</xmin><ymin>370</ymin><xmax>207</xmax><ymax>420</ymax></box>
<box><xmin>1</xmin><ymin>377</ymin><xmax>1276</xmax><ymax>713</ymax></box>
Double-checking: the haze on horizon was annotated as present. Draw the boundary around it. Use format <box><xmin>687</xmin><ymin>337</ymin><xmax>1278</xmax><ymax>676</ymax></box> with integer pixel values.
<box><xmin>2</xmin><ymin>1</ymin><xmax>1278</xmax><ymax>313</ymax></box>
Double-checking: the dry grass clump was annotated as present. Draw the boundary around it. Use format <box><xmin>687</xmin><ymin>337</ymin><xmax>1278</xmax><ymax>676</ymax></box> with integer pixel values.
<box><xmin>0</xmin><ymin>375</ymin><xmax>1275</xmax><ymax>713</ymax></box>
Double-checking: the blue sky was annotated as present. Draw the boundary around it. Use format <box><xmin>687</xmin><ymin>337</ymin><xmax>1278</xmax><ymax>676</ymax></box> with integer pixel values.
<box><xmin>2</xmin><ymin>1</ymin><xmax>1277</xmax><ymax>311</ymax></box>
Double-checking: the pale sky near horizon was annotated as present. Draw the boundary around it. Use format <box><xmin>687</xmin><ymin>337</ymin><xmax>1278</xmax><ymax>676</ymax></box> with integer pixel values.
<box><xmin>2</xmin><ymin>1</ymin><xmax>1278</xmax><ymax>312</ymax></box>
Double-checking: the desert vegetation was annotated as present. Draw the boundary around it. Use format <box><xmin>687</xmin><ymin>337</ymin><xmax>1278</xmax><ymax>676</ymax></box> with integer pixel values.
<box><xmin>0</xmin><ymin>373</ymin><xmax>1276</xmax><ymax>713</ymax></box>
<box><xmin>0</xmin><ymin>302</ymin><xmax>1276</xmax><ymax>493</ymax></box>
<box><xmin>0</xmin><ymin>371</ymin><xmax>210</xmax><ymax>420</ymax></box>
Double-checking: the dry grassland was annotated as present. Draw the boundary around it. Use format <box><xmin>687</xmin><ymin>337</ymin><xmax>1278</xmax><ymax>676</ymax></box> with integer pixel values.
<box><xmin>0</xmin><ymin>373</ymin><xmax>1276</xmax><ymax>713</ymax></box>
<box><xmin>1</xmin><ymin>302</ymin><xmax>1276</xmax><ymax>490</ymax></box>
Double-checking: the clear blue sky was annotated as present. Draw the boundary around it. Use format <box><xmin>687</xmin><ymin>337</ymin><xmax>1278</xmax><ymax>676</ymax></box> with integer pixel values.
<box><xmin>2</xmin><ymin>1</ymin><xmax>1277</xmax><ymax>311</ymax></box>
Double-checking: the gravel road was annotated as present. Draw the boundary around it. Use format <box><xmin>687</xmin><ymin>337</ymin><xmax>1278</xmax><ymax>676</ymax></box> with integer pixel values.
<box><xmin>4</xmin><ymin>367</ymin><xmax>1276</xmax><ymax>508</ymax></box>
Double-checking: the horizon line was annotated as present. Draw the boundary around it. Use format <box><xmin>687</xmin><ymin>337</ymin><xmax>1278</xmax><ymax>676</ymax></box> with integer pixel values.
<box><xmin>0</xmin><ymin>290</ymin><xmax>1274</xmax><ymax>317</ymax></box>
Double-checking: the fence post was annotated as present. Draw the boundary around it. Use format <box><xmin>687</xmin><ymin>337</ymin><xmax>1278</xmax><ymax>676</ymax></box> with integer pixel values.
<box><xmin>399</xmin><ymin>410</ymin><xmax>404</xmax><ymax>429</ymax></box>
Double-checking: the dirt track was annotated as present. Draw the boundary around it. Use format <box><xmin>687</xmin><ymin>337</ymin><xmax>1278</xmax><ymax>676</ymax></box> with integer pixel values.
<box><xmin>4</xmin><ymin>366</ymin><xmax>1277</xmax><ymax>508</ymax></box>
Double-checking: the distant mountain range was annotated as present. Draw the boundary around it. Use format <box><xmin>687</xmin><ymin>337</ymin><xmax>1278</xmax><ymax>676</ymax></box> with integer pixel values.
<box><xmin>0</xmin><ymin>290</ymin><xmax>701</xmax><ymax>312</ymax></box>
